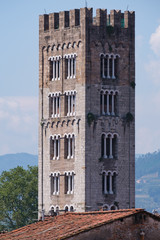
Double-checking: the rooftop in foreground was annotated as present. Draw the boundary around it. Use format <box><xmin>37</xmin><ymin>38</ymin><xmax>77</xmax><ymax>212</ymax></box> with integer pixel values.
<box><xmin>2</xmin><ymin>208</ymin><xmax>159</xmax><ymax>240</ymax></box>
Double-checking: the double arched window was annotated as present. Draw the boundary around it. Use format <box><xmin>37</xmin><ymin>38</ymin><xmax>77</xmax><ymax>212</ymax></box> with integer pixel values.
<box><xmin>50</xmin><ymin>134</ymin><xmax>61</xmax><ymax>160</ymax></box>
<box><xmin>64</xmin><ymin>133</ymin><xmax>75</xmax><ymax>159</ymax></box>
<box><xmin>50</xmin><ymin>172</ymin><xmax>60</xmax><ymax>195</ymax></box>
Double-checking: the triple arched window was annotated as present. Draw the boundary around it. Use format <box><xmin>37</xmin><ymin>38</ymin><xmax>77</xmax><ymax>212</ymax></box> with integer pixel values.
<box><xmin>64</xmin><ymin>53</ymin><xmax>77</xmax><ymax>79</ymax></box>
<box><xmin>48</xmin><ymin>92</ymin><xmax>61</xmax><ymax>118</ymax></box>
<box><xmin>100</xmin><ymin>53</ymin><xmax>120</xmax><ymax>79</ymax></box>
<box><xmin>101</xmin><ymin>133</ymin><xmax>118</xmax><ymax>159</ymax></box>
<box><xmin>102</xmin><ymin>170</ymin><xmax>117</xmax><ymax>195</ymax></box>
<box><xmin>100</xmin><ymin>90</ymin><xmax>118</xmax><ymax>116</ymax></box>
<box><xmin>48</xmin><ymin>56</ymin><xmax>61</xmax><ymax>81</ymax></box>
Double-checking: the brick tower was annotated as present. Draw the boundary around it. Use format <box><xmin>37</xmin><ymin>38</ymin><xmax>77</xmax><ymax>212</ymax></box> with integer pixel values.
<box><xmin>38</xmin><ymin>8</ymin><xmax>135</xmax><ymax>217</ymax></box>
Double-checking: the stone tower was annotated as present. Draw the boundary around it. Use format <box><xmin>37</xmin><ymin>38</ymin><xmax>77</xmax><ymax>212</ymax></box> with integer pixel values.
<box><xmin>38</xmin><ymin>7</ymin><xmax>135</xmax><ymax>217</ymax></box>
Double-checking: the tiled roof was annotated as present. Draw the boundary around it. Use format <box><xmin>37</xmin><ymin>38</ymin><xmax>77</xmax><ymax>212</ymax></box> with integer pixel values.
<box><xmin>0</xmin><ymin>209</ymin><xmax>145</xmax><ymax>240</ymax></box>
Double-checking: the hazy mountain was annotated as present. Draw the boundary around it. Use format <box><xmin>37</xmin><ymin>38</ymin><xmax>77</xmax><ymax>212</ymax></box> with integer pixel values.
<box><xmin>136</xmin><ymin>150</ymin><xmax>160</xmax><ymax>179</ymax></box>
<box><xmin>135</xmin><ymin>150</ymin><xmax>160</xmax><ymax>212</ymax></box>
<box><xmin>0</xmin><ymin>153</ymin><xmax>38</xmax><ymax>174</ymax></box>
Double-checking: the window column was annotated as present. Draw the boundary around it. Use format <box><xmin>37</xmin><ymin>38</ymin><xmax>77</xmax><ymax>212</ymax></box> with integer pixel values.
<box><xmin>57</xmin><ymin>136</ymin><xmax>60</xmax><ymax>160</ymax></box>
<box><xmin>71</xmin><ymin>135</ymin><xmax>75</xmax><ymax>158</ymax></box>
<box><xmin>111</xmin><ymin>93</ymin><xmax>115</xmax><ymax>115</ymax></box>
<box><xmin>71</xmin><ymin>56</ymin><xmax>73</xmax><ymax>78</ymax></box>
<box><xmin>112</xmin><ymin>56</ymin><xmax>115</xmax><ymax>79</ymax></box>
<box><xmin>73</xmin><ymin>57</ymin><xmax>76</xmax><ymax>78</ymax></box>
<box><xmin>53</xmin><ymin>137</ymin><xmax>56</xmax><ymax>160</ymax></box>
<box><xmin>67</xmin><ymin>95</ymin><xmax>70</xmax><ymax>116</ymax></box>
<box><xmin>102</xmin><ymin>93</ymin><xmax>105</xmax><ymax>115</ymax></box>
<box><xmin>109</xmin><ymin>174</ymin><xmax>113</xmax><ymax>194</ymax></box>
<box><xmin>71</xmin><ymin>94</ymin><xmax>73</xmax><ymax>115</ymax></box>
<box><xmin>104</xmin><ymin>174</ymin><xmax>108</xmax><ymax>194</ymax></box>
<box><xmin>67</xmin><ymin>58</ymin><xmax>70</xmax><ymax>78</ymax></box>
<box><xmin>104</xmin><ymin>135</ymin><xmax>107</xmax><ymax>158</ymax></box>
<box><xmin>109</xmin><ymin>136</ymin><xmax>113</xmax><ymax>159</ymax></box>
<box><xmin>102</xmin><ymin>57</ymin><xmax>105</xmax><ymax>78</ymax></box>
<box><xmin>107</xmin><ymin>93</ymin><xmax>110</xmax><ymax>115</ymax></box>
<box><xmin>67</xmin><ymin>137</ymin><xmax>71</xmax><ymax>159</ymax></box>
<box><xmin>107</xmin><ymin>56</ymin><xmax>110</xmax><ymax>78</ymax></box>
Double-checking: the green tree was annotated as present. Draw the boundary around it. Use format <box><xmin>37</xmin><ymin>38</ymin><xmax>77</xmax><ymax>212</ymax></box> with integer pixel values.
<box><xmin>0</xmin><ymin>166</ymin><xmax>38</xmax><ymax>231</ymax></box>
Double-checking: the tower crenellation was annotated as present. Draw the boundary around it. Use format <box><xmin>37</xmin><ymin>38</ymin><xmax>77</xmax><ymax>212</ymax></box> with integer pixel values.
<box><xmin>39</xmin><ymin>8</ymin><xmax>135</xmax><ymax>33</ymax></box>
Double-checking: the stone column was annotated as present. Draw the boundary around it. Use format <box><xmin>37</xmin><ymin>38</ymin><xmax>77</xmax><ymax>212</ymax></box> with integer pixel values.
<box><xmin>107</xmin><ymin>93</ymin><xmax>110</xmax><ymax>115</ymax></box>
<box><xmin>102</xmin><ymin>93</ymin><xmax>105</xmax><ymax>114</ymax></box>
<box><xmin>54</xmin><ymin>138</ymin><xmax>56</xmax><ymax>160</ymax></box>
<box><xmin>107</xmin><ymin>56</ymin><xmax>110</xmax><ymax>78</ymax></box>
<box><xmin>112</xmin><ymin>56</ymin><xmax>115</xmax><ymax>79</ymax></box>
<box><xmin>111</xmin><ymin>93</ymin><xmax>115</xmax><ymax>115</ymax></box>
<box><xmin>102</xmin><ymin>57</ymin><xmax>105</xmax><ymax>78</ymax></box>
<box><xmin>109</xmin><ymin>174</ymin><xmax>113</xmax><ymax>194</ymax></box>
<box><xmin>104</xmin><ymin>136</ymin><xmax>107</xmax><ymax>158</ymax></box>
<box><xmin>109</xmin><ymin>136</ymin><xmax>113</xmax><ymax>159</ymax></box>
<box><xmin>53</xmin><ymin>60</ymin><xmax>55</xmax><ymax>80</ymax></box>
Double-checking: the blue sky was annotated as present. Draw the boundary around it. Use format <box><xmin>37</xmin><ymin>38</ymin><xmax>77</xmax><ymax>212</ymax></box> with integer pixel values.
<box><xmin>0</xmin><ymin>0</ymin><xmax>160</xmax><ymax>155</ymax></box>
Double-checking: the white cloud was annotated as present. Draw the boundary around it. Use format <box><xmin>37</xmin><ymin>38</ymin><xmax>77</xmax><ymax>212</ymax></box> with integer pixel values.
<box><xmin>150</xmin><ymin>25</ymin><xmax>160</xmax><ymax>56</ymax></box>
<box><xmin>0</xmin><ymin>96</ymin><xmax>38</xmax><ymax>155</ymax></box>
<box><xmin>145</xmin><ymin>25</ymin><xmax>160</xmax><ymax>85</ymax></box>
<box><xmin>145</xmin><ymin>59</ymin><xmax>160</xmax><ymax>85</ymax></box>
<box><xmin>136</xmin><ymin>91</ymin><xmax>160</xmax><ymax>154</ymax></box>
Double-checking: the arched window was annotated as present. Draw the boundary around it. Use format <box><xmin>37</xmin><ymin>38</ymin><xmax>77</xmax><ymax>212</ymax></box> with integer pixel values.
<box><xmin>50</xmin><ymin>135</ymin><xmax>60</xmax><ymax>160</ymax></box>
<box><xmin>102</xmin><ymin>171</ymin><xmax>117</xmax><ymax>195</ymax></box>
<box><xmin>64</xmin><ymin>134</ymin><xmax>75</xmax><ymax>159</ymax></box>
<box><xmin>64</xmin><ymin>91</ymin><xmax>76</xmax><ymax>116</ymax></box>
<box><xmin>64</xmin><ymin>54</ymin><xmax>77</xmax><ymax>79</ymax></box>
<box><xmin>48</xmin><ymin>92</ymin><xmax>61</xmax><ymax>118</ymax></box>
<box><xmin>70</xmin><ymin>206</ymin><xmax>74</xmax><ymax>212</ymax></box>
<box><xmin>100</xmin><ymin>53</ymin><xmax>120</xmax><ymax>79</ymax></box>
<box><xmin>100</xmin><ymin>90</ymin><xmax>118</xmax><ymax>116</ymax></box>
<box><xmin>102</xmin><ymin>204</ymin><xmax>109</xmax><ymax>211</ymax></box>
<box><xmin>110</xmin><ymin>205</ymin><xmax>117</xmax><ymax>210</ymax></box>
<box><xmin>101</xmin><ymin>133</ymin><xmax>118</xmax><ymax>159</ymax></box>
<box><xmin>48</xmin><ymin>56</ymin><xmax>61</xmax><ymax>81</ymax></box>
<box><xmin>64</xmin><ymin>171</ymin><xmax>74</xmax><ymax>194</ymax></box>
<box><xmin>50</xmin><ymin>172</ymin><xmax>60</xmax><ymax>195</ymax></box>
<box><xmin>65</xmin><ymin>206</ymin><xmax>69</xmax><ymax>212</ymax></box>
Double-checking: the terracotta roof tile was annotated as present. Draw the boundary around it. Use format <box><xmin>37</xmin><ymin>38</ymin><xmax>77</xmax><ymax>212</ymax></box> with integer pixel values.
<box><xmin>0</xmin><ymin>209</ymin><xmax>145</xmax><ymax>240</ymax></box>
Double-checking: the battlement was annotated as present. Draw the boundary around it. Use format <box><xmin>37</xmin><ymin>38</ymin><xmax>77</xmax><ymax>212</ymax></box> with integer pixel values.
<box><xmin>39</xmin><ymin>8</ymin><xmax>135</xmax><ymax>32</ymax></box>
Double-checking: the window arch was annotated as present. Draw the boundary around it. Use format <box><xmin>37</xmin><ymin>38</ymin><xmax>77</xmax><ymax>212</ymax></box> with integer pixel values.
<box><xmin>102</xmin><ymin>204</ymin><xmax>109</xmax><ymax>211</ymax></box>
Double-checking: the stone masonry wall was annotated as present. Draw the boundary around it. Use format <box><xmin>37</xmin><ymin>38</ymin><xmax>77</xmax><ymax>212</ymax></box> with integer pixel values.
<box><xmin>38</xmin><ymin>7</ymin><xmax>135</xmax><ymax>217</ymax></box>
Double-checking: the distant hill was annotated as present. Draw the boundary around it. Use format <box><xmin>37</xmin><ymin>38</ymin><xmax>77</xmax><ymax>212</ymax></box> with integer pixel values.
<box><xmin>136</xmin><ymin>150</ymin><xmax>160</xmax><ymax>179</ymax></box>
<box><xmin>135</xmin><ymin>150</ymin><xmax>160</xmax><ymax>212</ymax></box>
<box><xmin>0</xmin><ymin>153</ymin><xmax>38</xmax><ymax>174</ymax></box>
